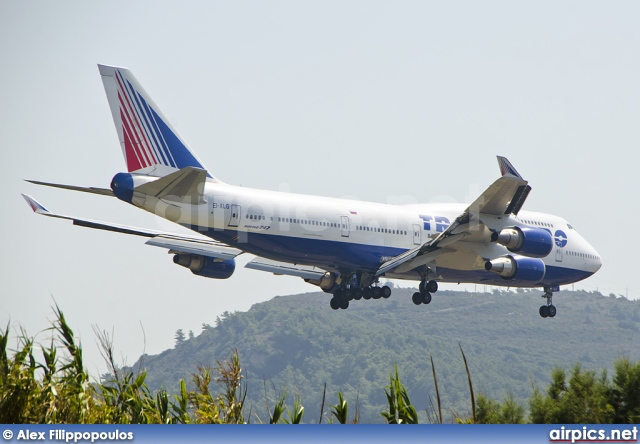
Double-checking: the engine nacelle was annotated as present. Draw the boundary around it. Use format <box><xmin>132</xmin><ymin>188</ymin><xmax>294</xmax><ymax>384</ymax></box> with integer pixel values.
<box><xmin>484</xmin><ymin>255</ymin><xmax>546</xmax><ymax>284</ymax></box>
<box><xmin>173</xmin><ymin>254</ymin><xmax>235</xmax><ymax>279</ymax></box>
<box><xmin>494</xmin><ymin>226</ymin><xmax>553</xmax><ymax>258</ymax></box>
<box><xmin>110</xmin><ymin>172</ymin><xmax>158</xmax><ymax>204</ymax></box>
<box><xmin>306</xmin><ymin>272</ymin><xmax>337</xmax><ymax>293</ymax></box>
<box><xmin>110</xmin><ymin>172</ymin><xmax>134</xmax><ymax>203</ymax></box>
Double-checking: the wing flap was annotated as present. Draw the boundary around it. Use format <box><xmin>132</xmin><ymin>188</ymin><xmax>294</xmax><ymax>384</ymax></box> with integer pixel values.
<box><xmin>146</xmin><ymin>236</ymin><xmax>241</xmax><ymax>260</ymax></box>
<box><xmin>468</xmin><ymin>175</ymin><xmax>528</xmax><ymax>216</ymax></box>
<box><xmin>245</xmin><ymin>257</ymin><xmax>327</xmax><ymax>280</ymax></box>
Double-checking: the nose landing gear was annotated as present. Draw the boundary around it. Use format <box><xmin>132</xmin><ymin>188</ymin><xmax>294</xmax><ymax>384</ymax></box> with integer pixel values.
<box><xmin>539</xmin><ymin>286</ymin><xmax>557</xmax><ymax>318</ymax></box>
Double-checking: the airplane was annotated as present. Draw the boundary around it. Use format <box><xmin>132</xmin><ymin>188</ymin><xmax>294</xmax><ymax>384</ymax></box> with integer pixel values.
<box><xmin>22</xmin><ymin>64</ymin><xmax>602</xmax><ymax>317</ymax></box>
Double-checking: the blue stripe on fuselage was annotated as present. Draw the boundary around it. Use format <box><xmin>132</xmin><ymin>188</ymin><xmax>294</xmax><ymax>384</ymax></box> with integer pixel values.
<box><xmin>187</xmin><ymin>226</ymin><xmax>594</xmax><ymax>286</ymax></box>
<box><xmin>187</xmin><ymin>225</ymin><xmax>402</xmax><ymax>272</ymax></box>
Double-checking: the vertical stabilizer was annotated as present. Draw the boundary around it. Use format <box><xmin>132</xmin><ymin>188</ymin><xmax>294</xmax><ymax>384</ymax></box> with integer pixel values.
<box><xmin>98</xmin><ymin>64</ymin><xmax>215</xmax><ymax>180</ymax></box>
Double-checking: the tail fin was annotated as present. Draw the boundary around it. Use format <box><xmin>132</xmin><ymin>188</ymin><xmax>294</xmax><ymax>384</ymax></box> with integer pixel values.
<box><xmin>98</xmin><ymin>64</ymin><xmax>216</xmax><ymax>180</ymax></box>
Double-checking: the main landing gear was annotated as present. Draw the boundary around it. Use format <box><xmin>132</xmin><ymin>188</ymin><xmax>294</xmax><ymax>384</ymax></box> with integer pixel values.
<box><xmin>329</xmin><ymin>284</ymin><xmax>392</xmax><ymax>310</ymax></box>
<box><xmin>539</xmin><ymin>286</ymin><xmax>557</xmax><ymax>318</ymax></box>
<box><xmin>412</xmin><ymin>280</ymin><xmax>438</xmax><ymax>306</ymax></box>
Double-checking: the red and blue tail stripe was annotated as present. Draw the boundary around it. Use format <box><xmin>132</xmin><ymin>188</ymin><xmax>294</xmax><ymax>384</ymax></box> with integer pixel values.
<box><xmin>497</xmin><ymin>156</ymin><xmax>523</xmax><ymax>179</ymax></box>
<box><xmin>102</xmin><ymin>65</ymin><xmax>210</xmax><ymax>177</ymax></box>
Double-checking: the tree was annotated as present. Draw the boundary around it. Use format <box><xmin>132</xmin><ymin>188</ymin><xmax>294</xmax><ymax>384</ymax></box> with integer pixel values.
<box><xmin>476</xmin><ymin>393</ymin><xmax>525</xmax><ymax>424</ymax></box>
<box><xmin>610</xmin><ymin>358</ymin><xmax>640</xmax><ymax>423</ymax></box>
<box><xmin>529</xmin><ymin>364</ymin><xmax>614</xmax><ymax>423</ymax></box>
<box><xmin>174</xmin><ymin>329</ymin><xmax>185</xmax><ymax>348</ymax></box>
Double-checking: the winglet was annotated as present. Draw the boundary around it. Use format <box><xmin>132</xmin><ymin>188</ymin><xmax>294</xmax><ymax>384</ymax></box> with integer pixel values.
<box><xmin>22</xmin><ymin>194</ymin><xmax>50</xmax><ymax>214</ymax></box>
<box><xmin>497</xmin><ymin>156</ymin><xmax>523</xmax><ymax>179</ymax></box>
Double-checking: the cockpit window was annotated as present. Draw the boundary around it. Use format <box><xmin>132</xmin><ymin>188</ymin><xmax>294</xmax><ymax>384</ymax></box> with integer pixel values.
<box><xmin>567</xmin><ymin>224</ymin><xmax>574</xmax><ymax>230</ymax></box>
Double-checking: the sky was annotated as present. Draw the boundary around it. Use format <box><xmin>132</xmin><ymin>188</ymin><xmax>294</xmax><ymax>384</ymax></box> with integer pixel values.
<box><xmin>1</xmin><ymin>1</ymin><xmax>639</xmax><ymax>373</ymax></box>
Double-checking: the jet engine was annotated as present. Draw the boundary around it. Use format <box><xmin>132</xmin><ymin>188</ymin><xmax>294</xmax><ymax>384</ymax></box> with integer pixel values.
<box><xmin>493</xmin><ymin>226</ymin><xmax>553</xmax><ymax>258</ymax></box>
<box><xmin>173</xmin><ymin>254</ymin><xmax>235</xmax><ymax>279</ymax></box>
<box><xmin>484</xmin><ymin>255</ymin><xmax>546</xmax><ymax>284</ymax></box>
<box><xmin>306</xmin><ymin>272</ymin><xmax>337</xmax><ymax>293</ymax></box>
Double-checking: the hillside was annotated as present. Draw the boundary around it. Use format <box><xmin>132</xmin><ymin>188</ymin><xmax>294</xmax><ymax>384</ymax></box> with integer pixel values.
<box><xmin>130</xmin><ymin>288</ymin><xmax>640</xmax><ymax>423</ymax></box>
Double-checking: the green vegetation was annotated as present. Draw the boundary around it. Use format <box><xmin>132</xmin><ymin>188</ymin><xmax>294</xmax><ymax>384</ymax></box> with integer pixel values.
<box><xmin>139</xmin><ymin>288</ymin><xmax>640</xmax><ymax>422</ymax></box>
<box><xmin>1</xmin><ymin>289</ymin><xmax>639</xmax><ymax>424</ymax></box>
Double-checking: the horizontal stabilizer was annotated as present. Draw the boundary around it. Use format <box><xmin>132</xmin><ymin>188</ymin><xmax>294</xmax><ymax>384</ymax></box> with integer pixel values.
<box><xmin>245</xmin><ymin>257</ymin><xmax>327</xmax><ymax>280</ymax></box>
<box><xmin>25</xmin><ymin>180</ymin><xmax>114</xmax><ymax>197</ymax></box>
<box><xmin>134</xmin><ymin>167</ymin><xmax>207</xmax><ymax>204</ymax></box>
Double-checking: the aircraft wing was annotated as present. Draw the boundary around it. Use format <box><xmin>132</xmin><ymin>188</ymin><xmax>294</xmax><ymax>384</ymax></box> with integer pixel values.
<box><xmin>377</xmin><ymin>156</ymin><xmax>530</xmax><ymax>276</ymax></box>
<box><xmin>468</xmin><ymin>156</ymin><xmax>530</xmax><ymax>217</ymax></box>
<box><xmin>22</xmin><ymin>194</ymin><xmax>242</xmax><ymax>261</ymax></box>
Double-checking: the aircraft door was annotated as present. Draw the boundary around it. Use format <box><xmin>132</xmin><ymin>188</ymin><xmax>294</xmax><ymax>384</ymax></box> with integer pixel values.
<box><xmin>229</xmin><ymin>205</ymin><xmax>241</xmax><ymax>227</ymax></box>
<box><xmin>554</xmin><ymin>230</ymin><xmax>566</xmax><ymax>263</ymax></box>
<box><xmin>413</xmin><ymin>224</ymin><xmax>421</xmax><ymax>245</ymax></box>
<box><xmin>340</xmin><ymin>216</ymin><xmax>350</xmax><ymax>237</ymax></box>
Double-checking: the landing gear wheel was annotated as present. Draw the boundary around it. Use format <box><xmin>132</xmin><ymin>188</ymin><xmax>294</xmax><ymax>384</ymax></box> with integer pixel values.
<box><xmin>343</xmin><ymin>288</ymin><xmax>353</xmax><ymax>301</ymax></box>
<box><xmin>382</xmin><ymin>286</ymin><xmax>391</xmax><ymax>298</ymax></box>
<box><xmin>419</xmin><ymin>281</ymin><xmax>426</xmax><ymax>294</ymax></box>
<box><xmin>422</xmin><ymin>292</ymin><xmax>432</xmax><ymax>304</ymax></box>
<box><xmin>363</xmin><ymin>287</ymin><xmax>372</xmax><ymax>300</ymax></box>
<box><xmin>426</xmin><ymin>280</ymin><xmax>438</xmax><ymax>294</ymax></box>
<box><xmin>540</xmin><ymin>286</ymin><xmax>556</xmax><ymax>318</ymax></box>
<box><xmin>539</xmin><ymin>305</ymin><xmax>549</xmax><ymax>318</ymax></box>
<box><xmin>339</xmin><ymin>298</ymin><xmax>349</xmax><ymax>310</ymax></box>
<box><xmin>372</xmin><ymin>287</ymin><xmax>382</xmax><ymax>299</ymax></box>
<box><xmin>412</xmin><ymin>292</ymin><xmax>422</xmax><ymax>305</ymax></box>
<box><xmin>354</xmin><ymin>289</ymin><xmax>363</xmax><ymax>300</ymax></box>
<box><xmin>333</xmin><ymin>288</ymin><xmax>343</xmax><ymax>300</ymax></box>
<box><xmin>330</xmin><ymin>298</ymin><xmax>340</xmax><ymax>310</ymax></box>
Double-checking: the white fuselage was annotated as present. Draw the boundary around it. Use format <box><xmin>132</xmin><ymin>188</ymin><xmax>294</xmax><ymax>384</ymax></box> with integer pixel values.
<box><xmin>130</xmin><ymin>179</ymin><xmax>602</xmax><ymax>288</ymax></box>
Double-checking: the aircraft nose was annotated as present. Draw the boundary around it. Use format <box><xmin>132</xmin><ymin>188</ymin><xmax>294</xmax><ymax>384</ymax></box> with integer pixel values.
<box><xmin>590</xmin><ymin>245</ymin><xmax>603</xmax><ymax>272</ymax></box>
